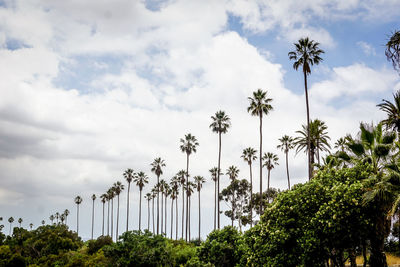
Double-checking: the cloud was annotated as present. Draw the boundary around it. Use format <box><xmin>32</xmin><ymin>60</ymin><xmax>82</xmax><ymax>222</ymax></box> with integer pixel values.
<box><xmin>357</xmin><ymin>41</ymin><xmax>376</xmax><ymax>56</ymax></box>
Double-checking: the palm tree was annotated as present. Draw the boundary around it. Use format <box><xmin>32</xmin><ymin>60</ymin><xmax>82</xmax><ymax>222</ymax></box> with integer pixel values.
<box><xmin>18</xmin><ymin>218</ymin><xmax>22</xmax><ymax>227</ymax></box>
<box><xmin>210</xmin><ymin>111</ymin><xmax>231</xmax><ymax>229</ymax></box>
<box><xmin>60</xmin><ymin>214</ymin><xmax>65</xmax><ymax>224</ymax></box>
<box><xmin>145</xmin><ymin>193</ymin><xmax>151</xmax><ymax>231</ymax></box>
<box><xmin>247</xmin><ymin>89</ymin><xmax>273</xmax><ymax>214</ymax></box>
<box><xmin>29</xmin><ymin>223</ymin><xmax>33</xmax><ymax>230</ymax></box>
<box><xmin>385</xmin><ymin>30</ymin><xmax>400</xmax><ymax>73</ymax></box>
<box><xmin>288</xmin><ymin>37</ymin><xmax>324</xmax><ymax>180</ymax></box>
<box><xmin>123</xmin><ymin>168</ymin><xmax>135</xmax><ymax>232</ymax></box>
<box><xmin>49</xmin><ymin>215</ymin><xmax>54</xmax><ymax>224</ymax></box>
<box><xmin>151</xmin><ymin>187</ymin><xmax>157</xmax><ymax>233</ymax></box>
<box><xmin>170</xmin><ymin>177</ymin><xmax>179</xmax><ymax>239</ymax></box>
<box><xmin>294</xmin><ymin>119</ymin><xmax>331</xmax><ymax>173</ymax></box>
<box><xmin>63</xmin><ymin>209</ymin><xmax>70</xmax><ymax>226</ymax></box>
<box><xmin>91</xmin><ymin>194</ymin><xmax>96</xmax><ymax>239</ymax></box>
<box><xmin>209</xmin><ymin>167</ymin><xmax>219</xmax><ymax>230</ymax></box>
<box><xmin>180</xmin><ymin>133</ymin><xmax>199</xmax><ymax>239</ymax></box>
<box><xmin>226</xmin><ymin>166</ymin><xmax>240</xmax><ymax>226</ymax></box>
<box><xmin>378</xmin><ymin>90</ymin><xmax>400</xmax><ymax>135</ymax></box>
<box><xmin>334</xmin><ymin>137</ymin><xmax>348</xmax><ymax>152</ymax></box>
<box><xmin>151</xmin><ymin>158</ymin><xmax>166</xmax><ymax>235</ymax></box>
<box><xmin>241</xmin><ymin>147</ymin><xmax>257</xmax><ymax>227</ymax></box>
<box><xmin>263</xmin><ymin>152</ymin><xmax>279</xmax><ymax>200</ymax></box>
<box><xmin>114</xmin><ymin>181</ymin><xmax>124</xmax><ymax>240</ymax></box>
<box><xmin>177</xmin><ymin>169</ymin><xmax>187</xmax><ymax>239</ymax></box>
<box><xmin>164</xmin><ymin>183</ymin><xmax>170</xmax><ymax>235</ymax></box>
<box><xmin>74</xmin><ymin>196</ymin><xmax>83</xmax><ymax>235</ymax></box>
<box><xmin>185</xmin><ymin>181</ymin><xmax>195</xmax><ymax>241</ymax></box>
<box><xmin>100</xmin><ymin>194</ymin><xmax>107</xmax><ymax>236</ymax></box>
<box><xmin>134</xmin><ymin>171</ymin><xmax>149</xmax><ymax>232</ymax></box>
<box><xmin>194</xmin><ymin>175</ymin><xmax>205</xmax><ymax>240</ymax></box>
<box><xmin>159</xmin><ymin>179</ymin><xmax>168</xmax><ymax>235</ymax></box>
<box><xmin>55</xmin><ymin>212</ymin><xmax>60</xmax><ymax>224</ymax></box>
<box><xmin>107</xmin><ymin>188</ymin><xmax>115</xmax><ymax>238</ymax></box>
<box><xmin>8</xmin><ymin>217</ymin><xmax>14</xmax><ymax>235</ymax></box>
<box><xmin>41</xmin><ymin>220</ymin><xmax>45</xmax><ymax>225</ymax></box>
<box><xmin>277</xmin><ymin>135</ymin><xmax>294</xmax><ymax>189</ymax></box>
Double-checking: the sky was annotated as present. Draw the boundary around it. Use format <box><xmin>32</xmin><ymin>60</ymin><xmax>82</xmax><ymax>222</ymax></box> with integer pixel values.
<box><xmin>0</xmin><ymin>0</ymin><xmax>400</xmax><ymax>240</ymax></box>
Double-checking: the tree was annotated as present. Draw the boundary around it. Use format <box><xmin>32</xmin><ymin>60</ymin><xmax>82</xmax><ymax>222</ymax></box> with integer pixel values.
<box><xmin>29</xmin><ymin>223</ymin><xmax>33</xmax><ymax>230</ymax></box>
<box><xmin>151</xmin><ymin>158</ymin><xmax>166</xmax><ymax>235</ymax></box>
<box><xmin>294</xmin><ymin>119</ymin><xmax>331</xmax><ymax>173</ymax></box>
<box><xmin>241</xmin><ymin>147</ymin><xmax>257</xmax><ymax>227</ymax></box>
<box><xmin>170</xmin><ymin>177</ymin><xmax>179</xmax><ymax>240</ymax></box>
<box><xmin>55</xmin><ymin>212</ymin><xmax>60</xmax><ymax>224</ymax></box>
<box><xmin>288</xmin><ymin>37</ymin><xmax>324</xmax><ymax>180</ymax></box>
<box><xmin>145</xmin><ymin>193</ymin><xmax>151</xmax><ymax>231</ymax></box>
<box><xmin>114</xmin><ymin>182</ymin><xmax>124</xmax><ymax>240</ymax></box>
<box><xmin>159</xmin><ymin>179</ymin><xmax>167</xmax><ymax>235</ymax></box>
<box><xmin>209</xmin><ymin>167</ymin><xmax>220</xmax><ymax>230</ymax></box>
<box><xmin>194</xmin><ymin>175</ymin><xmax>205</xmax><ymax>240</ymax></box>
<box><xmin>180</xmin><ymin>133</ymin><xmax>199</xmax><ymax>241</ymax></box>
<box><xmin>107</xmin><ymin>187</ymin><xmax>115</xmax><ymax>238</ymax></box>
<box><xmin>123</xmin><ymin>168</ymin><xmax>135</xmax><ymax>232</ymax></box>
<box><xmin>134</xmin><ymin>172</ymin><xmax>149</xmax><ymax>232</ymax></box>
<box><xmin>41</xmin><ymin>220</ymin><xmax>45</xmax><ymax>226</ymax></box>
<box><xmin>378</xmin><ymin>90</ymin><xmax>400</xmax><ymax>134</ymax></box>
<box><xmin>262</xmin><ymin>152</ymin><xmax>279</xmax><ymax>200</ymax></box>
<box><xmin>163</xmin><ymin>182</ymin><xmax>170</xmax><ymax>235</ymax></box>
<box><xmin>151</xmin><ymin>187</ymin><xmax>157</xmax><ymax>234</ymax></box>
<box><xmin>74</xmin><ymin>196</ymin><xmax>82</xmax><ymax>235</ymax></box>
<box><xmin>210</xmin><ymin>111</ymin><xmax>231</xmax><ymax>229</ymax></box>
<box><xmin>91</xmin><ymin>194</ymin><xmax>96</xmax><ymax>239</ymax></box>
<box><xmin>185</xmin><ymin>181</ymin><xmax>195</xmax><ymax>241</ymax></box>
<box><xmin>100</xmin><ymin>193</ymin><xmax>107</xmax><ymax>236</ymax></box>
<box><xmin>49</xmin><ymin>215</ymin><xmax>54</xmax><ymax>225</ymax></box>
<box><xmin>277</xmin><ymin>135</ymin><xmax>294</xmax><ymax>189</ymax></box>
<box><xmin>63</xmin><ymin>209</ymin><xmax>70</xmax><ymax>226</ymax></box>
<box><xmin>18</xmin><ymin>218</ymin><xmax>22</xmax><ymax>228</ymax></box>
<box><xmin>247</xmin><ymin>89</ymin><xmax>273</xmax><ymax>214</ymax></box>
<box><xmin>385</xmin><ymin>30</ymin><xmax>400</xmax><ymax>74</ymax></box>
<box><xmin>226</xmin><ymin>166</ymin><xmax>240</xmax><ymax>226</ymax></box>
<box><xmin>177</xmin><ymin>169</ymin><xmax>187</xmax><ymax>239</ymax></box>
<box><xmin>8</xmin><ymin>217</ymin><xmax>14</xmax><ymax>235</ymax></box>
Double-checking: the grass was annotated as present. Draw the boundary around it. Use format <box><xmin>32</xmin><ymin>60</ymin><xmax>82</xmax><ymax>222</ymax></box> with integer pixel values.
<box><xmin>350</xmin><ymin>253</ymin><xmax>400</xmax><ymax>266</ymax></box>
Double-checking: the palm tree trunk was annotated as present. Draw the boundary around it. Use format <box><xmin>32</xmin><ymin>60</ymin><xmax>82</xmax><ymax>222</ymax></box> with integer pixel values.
<box><xmin>303</xmin><ymin>70</ymin><xmax>312</xmax><ymax>180</ymax></box>
<box><xmin>189</xmin><ymin>195</ymin><xmax>191</xmax><ymax>241</ymax></box>
<box><xmin>370</xmin><ymin>215</ymin><xmax>389</xmax><ymax>267</ymax></box>
<box><xmin>152</xmin><ymin>197</ymin><xmax>155</xmax><ymax>233</ymax></box>
<box><xmin>77</xmin><ymin>204</ymin><xmax>79</xmax><ymax>235</ymax></box>
<box><xmin>91</xmin><ymin>199</ymin><xmax>95</xmax><ymax>239</ymax></box>
<box><xmin>111</xmin><ymin>198</ymin><xmax>114</xmax><ymax>240</ymax></box>
<box><xmin>186</xmin><ymin>153</ymin><xmax>190</xmax><ymax>241</ymax></box>
<box><xmin>214</xmin><ymin>179</ymin><xmax>217</xmax><ymax>230</ymax></box>
<box><xmin>259</xmin><ymin>113</ymin><xmax>263</xmax><ymax>215</ymax></box>
<box><xmin>9</xmin><ymin>223</ymin><xmax>12</xmax><ymax>235</ymax></box>
<box><xmin>126</xmin><ymin>182</ymin><xmax>130</xmax><ymax>232</ymax></box>
<box><xmin>176</xmin><ymin>195</ymin><xmax>178</xmax><ymax>240</ymax></box>
<box><xmin>147</xmin><ymin>199</ymin><xmax>150</xmax><ymax>231</ymax></box>
<box><xmin>116</xmin><ymin>195</ymin><xmax>120</xmax><ymax>240</ymax></box>
<box><xmin>267</xmin><ymin>169</ymin><xmax>271</xmax><ymax>203</ymax></box>
<box><xmin>286</xmin><ymin>151</ymin><xmax>290</xmax><ymax>189</ymax></box>
<box><xmin>217</xmin><ymin>132</ymin><xmax>222</xmax><ymax>229</ymax></box>
<box><xmin>249</xmin><ymin>162</ymin><xmax>253</xmax><ymax>227</ymax></box>
<box><xmin>181</xmin><ymin>185</ymin><xmax>184</xmax><ymax>239</ymax></box>
<box><xmin>107</xmin><ymin>200</ymin><xmax>110</xmax><ymax>236</ymax></box>
<box><xmin>139</xmin><ymin>189</ymin><xmax>142</xmax><ymax>232</ymax></box>
<box><xmin>170</xmin><ymin>198</ymin><xmax>174</xmax><ymax>239</ymax></box>
<box><xmin>164</xmin><ymin>193</ymin><xmax>167</xmax><ymax>235</ymax></box>
<box><xmin>157</xmin><ymin>175</ymin><xmax>160</xmax><ymax>235</ymax></box>
<box><xmin>102</xmin><ymin>202</ymin><xmax>105</xmax><ymax>236</ymax></box>
<box><xmin>161</xmin><ymin>191</ymin><xmax>164</xmax><ymax>234</ymax></box>
<box><xmin>198</xmin><ymin>190</ymin><xmax>201</xmax><ymax>240</ymax></box>
<box><xmin>232</xmin><ymin>183</ymin><xmax>235</xmax><ymax>227</ymax></box>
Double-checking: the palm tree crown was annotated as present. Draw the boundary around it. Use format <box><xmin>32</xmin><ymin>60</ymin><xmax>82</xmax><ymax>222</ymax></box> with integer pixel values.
<box><xmin>210</xmin><ymin>110</ymin><xmax>231</xmax><ymax>134</ymax></box>
<box><xmin>263</xmin><ymin>152</ymin><xmax>279</xmax><ymax>171</ymax></box>
<box><xmin>288</xmin><ymin>37</ymin><xmax>324</xmax><ymax>75</ymax></box>
<box><xmin>134</xmin><ymin>172</ymin><xmax>149</xmax><ymax>191</ymax></box>
<box><xmin>226</xmin><ymin>166</ymin><xmax>240</xmax><ymax>181</ymax></box>
<box><xmin>377</xmin><ymin>90</ymin><xmax>400</xmax><ymax>133</ymax></box>
<box><xmin>247</xmin><ymin>89</ymin><xmax>273</xmax><ymax>117</ymax></box>
<box><xmin>241</xmin><ymin>147</ymin><xmax>257</xmax><ymax>164</ymax></box>
<box><xmin>180</xmin><ymin>134</ymin><xmax>199</xmax><ymax>156</ymax></box>
<box><xmin>277</xmin><ymin>135</ymin><xmax>294</xmax><ymax>154</ymax></box>
<box><xmin>151</xmin><ymin>158</ymin><xmax>166</xmax><ymax>177</ymax></box>
<box><xmin>385</xmin><ymin>30</ymin><xmax>400</xmax><ymax>73</ymax></box>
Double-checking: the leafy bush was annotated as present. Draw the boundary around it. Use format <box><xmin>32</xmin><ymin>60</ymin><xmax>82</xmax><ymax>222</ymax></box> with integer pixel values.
<box><xmin>87</xmin><ymin>235</ymin><xmax>113</xmax><ymax>254</ymax></box>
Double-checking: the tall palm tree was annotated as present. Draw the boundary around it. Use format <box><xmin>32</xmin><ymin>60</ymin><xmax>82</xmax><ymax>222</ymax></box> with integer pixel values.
<box><xmin>41</xmin><ymin>220</ymin><xmax>45</xmax><ymax>225</ymax></box>
<box><xmin>288</xmin><ymin>37</ymin><xmax>324</xmax><ymax>180</ymax></box>
<box><xmin>247</xmin><ymin>89</ymin><xmax>273</xmax><ymax>215</ymax></box>
<box><xmin>91</xmin><ymin>194</ymin><xmax>96</xmax><ymax>239</ymax></box>
<box><xmin>159</xmin><ymin>179</ymin><xmax>166</xmax><ymax>234</ymax></box>
<box><xmin>134</xmin><ymin>172</ymin><xmax>149</xmax><ymax>232</ymax></box>
<box><xmin>170</xmin><ymin>177</ymin><xmax>179</xmax><ymax>240</ymax></box>
<box><xmin>180</xmin><ymin>133</ymin><xmax>199</xmax><ymax>239</ymax></box>
<box><xmin>151</xmin><ymin>158</ymin><xmax>166</xmax><ymax>235</ymax></box>
<box><xmin>334</xmin><ymin>137</ymin><xmax>348</xmax><ymax>153</ymax></box>
<box><xmin>29</xmin><ymin>223</ymin><xmax>33</xmax><ymax>230</ymax></box>
<box><xmin>18</xmin><ymin>218</ymin><xmax>22</xmax><ymax>228</ymax></box>
<box><xmin>294</xmin><ymin>119</ymin><xmax>331</xmax><ymax>173</ymax></box>
<box><xmin>55</xmin><ymin>212</ymin><xmax>60</xmax><ymax>224</ymax></box>
<box><xmin>241</xmin><ymin>147</ymin><xmax>257</xmax><ymax>227</ymax></box>
<box><xmin>123</xmin><ymin>168</ymin><xmax>135</xmax><ymax>232</ymax></box>
<box><xmin>177</xmin><ymin>169</ymin><xmax>187</xmax><ymax>239</ymax></box>
<box><xmin>226</xmin><ymin>166</ymin><xmax>240</xmax><ymax>226</ymax></box>
<box><xmin>100</xmin><ymin>193</ymin><xmax>107</xmax><ymax>236</ymax></box>
<box><xmin>114</xmin><ymin>181</ymin><xmax>124</xmax><ymax>240</ymax></box>
<box><xmin>210</xmin><ymin>111</ymin><xmax>231</xmax><ymax>229</ymax></box>
<box><xmin>277</xmin><ymin>135</ymin><xmax>294</xmax><ymax>189</ymax></box>
<box><xmin>194</xmin><ymin>175</ymin><xmax>205</xmax><ymax>240</ymax></box>
<box><xmin>164</xmin><ymin>183</ymin><xmax>170</xmax><ymax>235</ymax></box>
<box><xmin>209</xmin><ymin>167</ymin><xmax>219</xmax><ymax>230</ymax></box>
<box><xmin>385</xmin><ymin>30</ymin><xmax>400</xmax><ymax>73</ymax></box>
<box><xmin>263</xmin><ymin>152</ymin><xmax>279</xmax><ymax>200</ymax></box>
<box><xmin>8</xmin><ymin>217</ymin><xmax>14</xmax><ymax>235</ymax></box>
<box><xmin>107</xmin><ymin>188</ymin><xmax>115</xmax><ymax>238</ymax></box>
<box><xmin>74</xmin><ymin>196</ymin><xmax>82</xmax><ymax>235</ymax></box>
<box><xmin>151</xmin><ymin>187</ymin><xmax>157</xmax><ymax>233</ymax></box>
<box><xmin>145</xmin><ymin>193</ymin><xmax>151</xmax><ymax>231</ymax></box>
<box><xmin>49</xmin><ymin>215</ymin><xmax>54</xmax><ymax>224</ymax></box>
<box><xmin>60</xmin><ymin>214</ymin><xmax>65</xmax><ymax>225</ymax></box>
<box><xmin>378</xmin><ymin>90</ymin><xmax>400</xmax><ymax>135</ymax></box>
<box><xmin>185</xmin><ymin>181</ymin><xmax>195</xmax><ymax>241</ymax></box>
<box><xmin>63</xmin><ymin>209</ymin><xmax>70</xmax><ymax>226</ymax></box>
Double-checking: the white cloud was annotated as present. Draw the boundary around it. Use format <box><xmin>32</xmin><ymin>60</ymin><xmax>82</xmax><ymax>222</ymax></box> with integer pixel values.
<box><xmin>357</xmin><ymin>41</ymin><xmax>376</xmax><ymax>56</ymax></box>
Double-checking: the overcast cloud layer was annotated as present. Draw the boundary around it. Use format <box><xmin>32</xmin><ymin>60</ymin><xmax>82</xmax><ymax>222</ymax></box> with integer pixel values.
<box><xmin>0</xmin><ymin>0</ymin><xmax>399</xmax><ymax>239</ymax></box>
